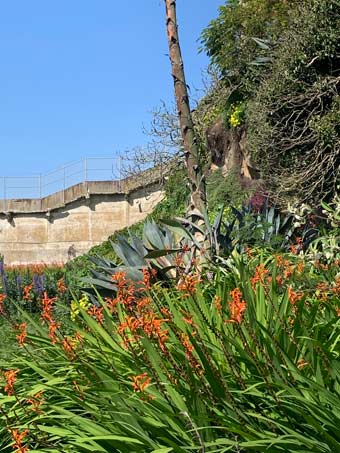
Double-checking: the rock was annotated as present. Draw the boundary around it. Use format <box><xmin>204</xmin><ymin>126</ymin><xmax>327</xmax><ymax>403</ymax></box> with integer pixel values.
<box><xmin>206</xmin><ymin>119</ymin><xmax>259</xmax><ymax>181</ymax></box>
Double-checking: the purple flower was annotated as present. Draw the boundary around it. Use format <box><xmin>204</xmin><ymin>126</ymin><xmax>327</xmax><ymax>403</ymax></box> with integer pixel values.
<box><xmin>33</xmin><ymin>274</ymin><xmax>44</xmax><ymax>296</ymax></box>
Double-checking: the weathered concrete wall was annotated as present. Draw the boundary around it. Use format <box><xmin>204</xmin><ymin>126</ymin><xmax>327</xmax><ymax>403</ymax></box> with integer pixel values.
<box><xmin>0</xmin><ymin>176</ymin><xmax>164</xmax><ymax>265</ymax></box>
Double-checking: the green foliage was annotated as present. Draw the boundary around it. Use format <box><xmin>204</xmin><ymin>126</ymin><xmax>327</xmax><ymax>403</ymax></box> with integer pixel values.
<box><xmin>200</xmin><ymin>0</ymin><xmax>295</xmax><ymax>98</ymax></box>
<box><xmin>1</xmin><ymin>252</ymin><xmax>340</xmax><ymax>451</ymax></box>
<box><xmin>206</xmin><ymin>169</ymin><xmax>249</xmax><ymax>213</ymax></box>
<box><xmin>247</xmin><ymin>0</ymin><xmax>340</xmax><ymax>205</ymax></box>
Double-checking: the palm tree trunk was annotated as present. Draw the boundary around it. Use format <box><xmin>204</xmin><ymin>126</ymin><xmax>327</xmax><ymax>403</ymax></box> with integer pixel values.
<box><xmin>164</xmin><ymin>0</ymin><xmax>206</xmax><ymax>217</ymax></box>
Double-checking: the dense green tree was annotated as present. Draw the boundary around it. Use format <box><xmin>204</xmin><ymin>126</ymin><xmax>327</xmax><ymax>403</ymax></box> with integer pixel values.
<box><xmin>200</xmin><ymin>0</ymin><xmax>296</xmax><ymax>99</ymax></box>
<box><xmin>247</xmin><ymin>0</ymin><xmax>340</xmax><ymax>205</ymax></box>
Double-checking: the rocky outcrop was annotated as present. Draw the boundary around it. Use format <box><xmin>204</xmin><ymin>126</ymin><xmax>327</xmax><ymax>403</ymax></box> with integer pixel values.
<box><xmin>206</xmin><ymin>119</ymin><xmax>259</xmax><ymax>181</ymax></box>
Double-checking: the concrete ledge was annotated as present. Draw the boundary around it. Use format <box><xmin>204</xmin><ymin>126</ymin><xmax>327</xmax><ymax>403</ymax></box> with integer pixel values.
<box><xmin>0</xmin><ymin>167</ymin><xmax>163</xmax><ymax>214</ymax></box>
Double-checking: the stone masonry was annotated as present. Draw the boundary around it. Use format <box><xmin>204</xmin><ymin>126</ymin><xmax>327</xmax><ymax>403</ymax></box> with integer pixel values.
<box><xmin>0</xmin><ymin>173</ymin><xmax>164</xmax><ymax>265</ymax></box>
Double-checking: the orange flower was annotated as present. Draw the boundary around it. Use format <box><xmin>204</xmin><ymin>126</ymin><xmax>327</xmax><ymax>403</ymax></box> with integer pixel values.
<box><xmin>0</xmin><ymin>293</ymin><xmax>6</xmax><ymax>314</ymax></box>
<box><xmin>177</xmin><ymin>272</ymin><xmax>201</xmax><ymax>296</ymax></box>
<box><xmin>87</xmin><ymin>306</ymin><xmax>104</xmax><ymax>324</ymax></box>
<box><xmin>26</xmin><ymin>390</ymin><xmax>44</xmax><ymax>413</ymax></box>
<box><xmin>332</xmin><ymin>276</ymin><xmax>340</xmax><ymax>295</ymax></box>
<box><xmin>118</xmin><ymin>316</ymin><xmax>140</xmax><ymax>335</ymax></box>
<box><xmin>140</xmin><ymin>269</ymin><xmax>152</xmax><ymax>291</ymax></box>
<box><xmin>180</xmin><ymin>333</ymin><xmax>194</xmax><ymax>356</ymax></box>
<box><xmin>251</xmin><ymin>264</ymin><xmax>268</xmax><ymax>291</ymax></box>
<box><xmin>245</xmin><ymin>247</ymin><xmax>253</xmax><ymax>258</ymax></box>
<box><xmin>62</xmin><ymin>337</ymin><xmax>76</xmax><ymax>359</ymax></box>
<box><xmin>214</xmin><ymin>295</ymin><xmax>222</xmax><ymax>312</ymax></box>
<box><xmin>336</xmin><ymin>308</ymin><xmax>340</xmax><ymax>317</ymax></box>
<box><xmin>104</xmin><ymin>296</ymin><xmax>119</xmax><ymax>313</ymax></box>
<box><xmin>283</xmin><ymin>265</ymin><xmax>295</xmax><ymax>280</ymax></box>
<box><xmin>136</xmin><ymin>297</ymin><xmax>151</xmax><ymax>311</ymax></box>
<box><xmin>10</xmin><ymin>428</ymin><xmax>29</xmax><ymax>452</ymax></box>
<box><xmin>275</xmin><ymin>275</ymin><xmax>283</xmax><ymax>286</ymax></box>
<box><xmin>131</xmin><ymin>373</ymin><xmax>151</xmax><ymax>392</ymax></box>
<box><xmin>15</xmin><ymin>323</ymin><xmax>27</xmax><ymax>347</ymax></box>
<box><xmin>41</xmin><ymin>292</ymin><xmax>58</xmax><ymax>323</ymax></box>
<box><xmin>227</xmin><ymin>288</ymin><xmax>247</xmax><ymax>323</ymax></box>
<box><xmin>22</xmin><ymin>284</ymin><xmax>33</xmax><ymax>301</ymax></box>
<box><xmin>179</xmin><ymin>333</ymin><xmax>201</xmax><ymax>371</ymax></box>
<box><xmin>287</xmin><ymin>286</ymin><xmax>304</xmax><ymax>305</ymax></box>
<box><xmin>112</xmin><ymin>271</ymin><xmax>128</xmax><ymax>290</ymax></box>
<box><xmin>48</xmin><ymin>320</ymin><xmax>61</xmax><ymax>344</ymax></box>
<box><xmin>296</xmin><ymin>261</ymin><xmax>305</xmax><ymax>274</ymax></box>
<box><xmin>3</xmin><ymin>369</ymin><xmax>19</xmax><ymax>396</ymax></box>
<box><xmin>57</xmin><ymin>278</ymin><xmax>67</xmax><ymax>293</ymax></box>
<box><xmin>316</xmin><ymin>282</ymin><xmax>329</xmax><ymax>301</ymax></box>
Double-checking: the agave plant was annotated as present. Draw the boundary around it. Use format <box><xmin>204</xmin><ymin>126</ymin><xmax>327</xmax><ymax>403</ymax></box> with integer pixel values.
<box><xmin>230</xmin><ymin>201</ymin><xmax>318</xmax><ymax>252</ymax></box>
<box><xmin>83</xmin><ymin>207</ymin><xmax>236</xmax><ymax>298</ymax></box>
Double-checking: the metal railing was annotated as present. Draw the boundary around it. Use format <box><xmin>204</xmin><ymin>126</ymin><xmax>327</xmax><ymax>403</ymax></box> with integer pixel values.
<box><xmin>0</xmin><ymin>157</ymin><xmax>123</xmax><ymax>200</ymax></box>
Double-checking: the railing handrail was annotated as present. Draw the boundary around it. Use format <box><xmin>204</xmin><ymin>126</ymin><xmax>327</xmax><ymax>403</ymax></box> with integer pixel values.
<box><xmin>0</xmin><ymin>156</ymin><xmax>122</xmax><ymax>200</ymax></box>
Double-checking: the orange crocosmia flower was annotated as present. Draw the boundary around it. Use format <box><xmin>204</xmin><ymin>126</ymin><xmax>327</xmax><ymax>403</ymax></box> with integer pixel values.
<box><xmin>118</xmin><ymin>316</ymin><xmax>140</xmax><ymax>335</ymax></box>
<box><xmin>283</xmin><ymin>265</ymin><xmax>295</xmax><ymax>280</ymax></box>
<box><xmin>140</xmin><ymin>269</ymin><xmax>152</xmax><ymax>291</ymax></box>
<box><xmin>111</xmin><ymin>271</ymin><xmax>128</xmax><ymax>290</ymax></box>
<box><xmin>332</xmin><ymin>276</ymin><xmax>340</xmax><ymax>295</ymax></box>
<box><xmin>245</xmin><ymin>247</ymin><xmax>253</xmax><ymax>258</ymax></box>
<box><xmin>315</xmin><ymin>282</ymin><xmax>329</xmax><ymax>301</ymax></box>
<box><xmin>276</xmin><ymin>275</ymin><xmax>283</xmax><ymax>286</ymax></box>
<box><xmin>287</xmin><ymin>286</ymin><xmax>304</xmax><ymax>305</ymax></box>
<box><xmin>136</xmin><ymin>297</ymin><xmax>151</xmax><ymax>311</ymax></box>
<box><xmin>22</xmin><ymin>284</ymin><xmax>33</xmax><ymax>301</ymax></box>
<box><xmin>48</xmin><ymin>320</ymin><xmax>61</xmax><ymax>344</ymax></box>
<box><xmin>180</xmin><ymin>333</ymin><xmax>194</xmax><ymax>356</ymax></box>
<box><xmin>73</xmin><ymin>331</ymin><xmax>84</xmax><ymax>343</ymax></box>
<box><xmin>15</xmin><ymin>323</ymin><xmax>28</xmax><ymax>347</ymax></box>
<box><xmin>62</xmin><ymin>337</ymin><xmax>76</xmax><ymax>360</ymax></box>
<box><xmin>0</xmin><ymin>293</ymin><xmax>6</xmax><ymax>313</ymax></box>
<box><xmin>26</xmin><ymin>390</ymin><xmax>44</xmax><ymax>413</ymax></box>
<box><xmin>3</xmin><ymin>369</ymin><xmax>19</xmax><ymax>396</ymax></box>
<box><xmin>296</xmin><ymin>261</ymin><xmax>305</xmax><ymax>274</ymax></box>
<box><xmin>251</xmin><ymin>264</ymin><xmax>269</xmax><ymax>291</ymax></box>
<box><xmin>227</xmin><ymin>288</ymin><xmax>247</xmax><ymax>324</ymax></box>
<box><xmin>41</xmin><ymin>292</ymin><xmax>58</xmax><ymax>323</ymax></box>
<box><xmin>87</xmin><ymin>305</ymin><xmax>104</xmax><ymax>324</ymax></box>
<box><xmin>131</xmin><ymin>373</ymin><xmax>151</xmax><ymax>392</ymax></box>
<box><xmin>214</xmin><ymin>295</ymin><xmax>222</xmax><ymax>312</ymax></box>
<box><xmin>104</xmin><ymin>296</ymin><xmax>119</xmax><ymax>313</ymax></box>
<box><xmin>10</xmin><ymin>428</ymin><xmax>29</xmax><ymax>452</ymax></box>
<box><xmin>57</xmin><ymin>278</ymin><xmax>67</xmax><ymax>293</ymax></box>
<box><xmin>177</xmin><ymin>272</ymin><xmax>202</xmax><ymax>296</ymax></box>
<box><xmin>160</xmin><ymin>306</ymin><xmax>170</xmax><ymax>316</ymax></box>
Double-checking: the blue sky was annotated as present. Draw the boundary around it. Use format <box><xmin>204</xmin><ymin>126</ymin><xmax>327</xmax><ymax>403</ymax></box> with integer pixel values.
<box><xmin>0</xmin><ymin>1</ymin><xmax>221</xmax><ymax>177</ymax></box>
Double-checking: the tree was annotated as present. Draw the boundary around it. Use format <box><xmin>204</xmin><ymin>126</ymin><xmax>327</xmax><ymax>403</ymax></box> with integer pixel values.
<box><xmin>164</xmin><ymin>0</ymin><xmax>206</xmax><ymax>216</ymax></box>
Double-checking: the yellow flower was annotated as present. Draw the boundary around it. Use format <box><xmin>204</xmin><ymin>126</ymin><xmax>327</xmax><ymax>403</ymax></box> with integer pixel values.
<box><xmin>229</xmin><ymin>104</ymin><xmax>243</xmax><ymax>128</ymax></box>
<box><xmin>70</xmin><ymin>294</ymin><xmax>90</xmax><ymax>321</ymax></box>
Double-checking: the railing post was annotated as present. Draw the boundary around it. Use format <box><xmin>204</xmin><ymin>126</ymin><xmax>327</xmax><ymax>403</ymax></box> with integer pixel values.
<box><xmin>39</xmin><ymin>174</ymin><xmax>42</xmax><ymax>199</ymax></box>
<box><xmin>118</xmin><ymin>155</ymin><xmax>122</xmax><ymax>192</ymax></box>
<box><xmin>84</xmin><ymin>157</ymin><xmax>88</xmax><ymax>182</ymax></box>
<box><xmin>63</xmin><ymin>166</ymin><xmax>66</xmax><ymax>205</ymax></box>
<box><xmin>3</xmin><ymin>177</ymin><xmax>6</xmax><ymax>212</ymax></box>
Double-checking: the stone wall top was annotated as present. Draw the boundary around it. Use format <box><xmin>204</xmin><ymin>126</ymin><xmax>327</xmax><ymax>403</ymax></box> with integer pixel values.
<box><xmin>0</xmin><ymin>167</ymin><xmax>163</xmax><ymax>214</ymax></box>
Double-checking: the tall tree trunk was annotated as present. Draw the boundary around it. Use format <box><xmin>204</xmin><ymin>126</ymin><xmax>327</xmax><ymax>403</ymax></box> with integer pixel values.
<box><xmin>164</xmin><ymin>0</ymin><xmax>206</xmax><ymax>217</ymax></box>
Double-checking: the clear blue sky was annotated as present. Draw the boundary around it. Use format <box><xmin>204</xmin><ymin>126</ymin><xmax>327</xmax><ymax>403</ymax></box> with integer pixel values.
<box><xmin>0</xmin><ymin>1</ymin><xmax>222</xmax><ymax>176</ymax></box>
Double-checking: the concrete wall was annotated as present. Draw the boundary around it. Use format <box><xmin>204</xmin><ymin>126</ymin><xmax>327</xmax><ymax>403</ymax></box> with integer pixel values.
<box><xmin>0</xmin><ymin>176</ymin><xmax>164</xmax><ymax>265</ymax></box>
